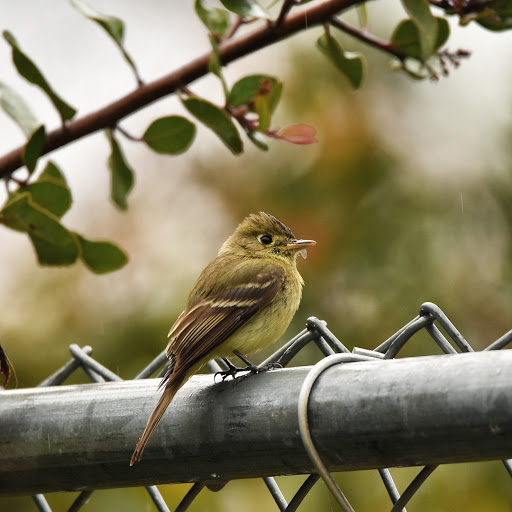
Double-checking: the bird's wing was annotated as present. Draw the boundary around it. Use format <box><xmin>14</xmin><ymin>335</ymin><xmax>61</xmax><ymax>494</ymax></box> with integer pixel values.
<box><xmin>164</xmin><ymin>263</ymin><xmax>285</xmax><ymax>380</ymax></box>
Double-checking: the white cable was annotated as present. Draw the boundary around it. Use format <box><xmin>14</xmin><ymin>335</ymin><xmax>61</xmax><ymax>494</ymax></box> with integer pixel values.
<box><xmin>297</xmin><ymin>354</ymin><xmax>373</xmax><ymax>512</ymax></box>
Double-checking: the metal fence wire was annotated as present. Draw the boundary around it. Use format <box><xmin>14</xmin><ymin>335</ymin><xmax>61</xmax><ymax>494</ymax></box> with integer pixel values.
<box><xmin>2</xmin><ymin>301</ymin><xmax>512</xmax><ymax>512</ymax></box>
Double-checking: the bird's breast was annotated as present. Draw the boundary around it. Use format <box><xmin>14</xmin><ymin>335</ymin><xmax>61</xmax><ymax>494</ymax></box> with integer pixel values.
<box><xmin>213</xmin><ymin>268</ymin><xmax>303</xmax><ymax>358</ymax></box>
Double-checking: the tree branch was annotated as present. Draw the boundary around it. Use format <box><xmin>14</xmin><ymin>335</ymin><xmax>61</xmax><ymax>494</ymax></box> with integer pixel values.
<box><xmin>0</xmin><ymin>0</ymin><xmax>361</xmax><ymax>180</ymax></box>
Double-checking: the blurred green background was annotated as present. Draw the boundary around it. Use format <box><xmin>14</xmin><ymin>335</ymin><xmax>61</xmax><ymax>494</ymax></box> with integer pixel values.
<box><xmin>1</xmin><ymin>1</ymin><xmax>512</xmax><ymax>511</ymax></box>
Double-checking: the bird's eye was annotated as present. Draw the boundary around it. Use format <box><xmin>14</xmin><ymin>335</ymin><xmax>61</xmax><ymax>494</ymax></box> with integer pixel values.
<box><xmin>260</xmin><ymin>234</ymin><xmax>273</xmax><ymax>245</ymax></box>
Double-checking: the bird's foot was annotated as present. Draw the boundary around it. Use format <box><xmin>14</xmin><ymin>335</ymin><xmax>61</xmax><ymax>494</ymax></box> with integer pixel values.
<box><xmin>214</xmin><ymin>354</ymin><xmax>283</xmax><ymax>382</ymax></box>
<box><xmin>233</xmin><ymin>350</ymin><xmax>283</xmax><ymax>375</ymax></box>
<box><xmin>215</xmin><ymin>358</ymin><xmax>249</xmax><ymax>381</ymax></box>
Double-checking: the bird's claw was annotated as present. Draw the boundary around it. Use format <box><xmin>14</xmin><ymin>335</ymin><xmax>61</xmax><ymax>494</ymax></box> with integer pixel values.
<box><xmin>214</xmin><ymin>358</ymin><xmax>249</xmax><ymax>382</ymax></box>
<box><xmin>214</xmin><ymin>359</ymin><xmax>283</xmax><ymax>382</ymax></box>
<box><xmin>214</xmin><ymin>367</ymin><xmax>244</xmax><ymax>382</ymax></box>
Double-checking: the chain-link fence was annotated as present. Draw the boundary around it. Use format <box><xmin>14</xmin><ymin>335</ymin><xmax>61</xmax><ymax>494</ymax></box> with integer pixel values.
<box><xmin>1</xmin><ymin>302</ymin><xmax>512</xmax><ymax>511</ymax></box>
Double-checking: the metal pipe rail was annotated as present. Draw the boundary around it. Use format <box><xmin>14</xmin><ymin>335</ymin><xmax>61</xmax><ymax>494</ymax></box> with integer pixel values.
<box><xmin>1</xmin><ymin>350</ymin><xmax>512</xmax><ymax>496</ymax></box>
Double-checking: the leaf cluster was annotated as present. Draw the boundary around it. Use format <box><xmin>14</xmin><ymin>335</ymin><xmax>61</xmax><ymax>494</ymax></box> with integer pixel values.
<box><xmin>0</xmin><ymin>161</ymin><xmax>127</xmax><ymax>272</ymax></box>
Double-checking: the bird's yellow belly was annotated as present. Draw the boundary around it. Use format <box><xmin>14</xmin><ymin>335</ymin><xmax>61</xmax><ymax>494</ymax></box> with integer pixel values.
<box><xmin>212</xmin><ymin>281</ymin><xmax>302</xmax><ymax>359</ymax></box>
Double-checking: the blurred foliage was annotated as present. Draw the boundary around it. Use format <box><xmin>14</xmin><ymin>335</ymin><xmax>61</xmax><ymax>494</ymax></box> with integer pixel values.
<box><xmin>2</xmin><ymin>6</ymin><xmax>512</xmax><ymax>512</ymax></box>
<box><xmin>2</xmin><ymin>0</ymin><xmax>505</xmax><ymax>269</ymax></box>
<box><xmin>192</xmin><ymin>46</ymin><xmax>512</xmax><ymax>357</ymax></box>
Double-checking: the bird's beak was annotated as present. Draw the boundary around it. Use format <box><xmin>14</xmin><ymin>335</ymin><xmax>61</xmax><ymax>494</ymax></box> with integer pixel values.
<box><xmin>284</xmin><ymin>239</ymin><xmax>316</xmax><ymax>259</ymax></box>
<box><xmin>285</xmin><ymin>239</ymin><xmax>316</xmax><ymax>250</ymax></box>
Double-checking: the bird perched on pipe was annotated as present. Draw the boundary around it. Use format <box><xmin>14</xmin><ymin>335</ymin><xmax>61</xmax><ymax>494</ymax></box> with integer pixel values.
<box><xmin>130</xmin><ymin>212</ymin><xmax>315</xmax><ymax>465</ymax></box>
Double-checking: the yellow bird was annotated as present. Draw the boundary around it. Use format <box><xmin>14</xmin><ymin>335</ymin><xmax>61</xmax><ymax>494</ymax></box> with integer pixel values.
<box><xmin>130</xmin><ymin>212</ymin><xmax>315</xmax><ymax>465</ymax></box>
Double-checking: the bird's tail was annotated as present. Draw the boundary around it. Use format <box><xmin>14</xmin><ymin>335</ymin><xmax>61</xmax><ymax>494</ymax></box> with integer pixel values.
<box><xmin>130</xmin><ymin>372</ymin><xmax>185</xmax><ymax>466</ymax></box>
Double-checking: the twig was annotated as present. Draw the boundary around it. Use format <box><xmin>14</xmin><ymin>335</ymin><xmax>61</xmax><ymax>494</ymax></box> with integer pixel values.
<box><xmin>224</xmin><ymin>16</ymin><xmax>243</xmax><ymax>40</ymax></box>
<box><xmin>179</xmin><ymin>85</ymin><xmax>195</xmax><ymax>97</ymax></box>
<box><xmin>274</xmin><ymin>0</ymin><xmax>297</xmax><ymax>27</ymax></box>
<box><xmin>115</xmin><ymin>125</ymin><xmax>142</xmax><ymax>142</ymax></box>
<box><xmin>224</xmin><ymin>16</ymin><xmax>260</xmax><ymax>41</ymax></box>
<box><xmin>330</xmin><ymin>16</ymin><xmax>403</xmax><ymax>59</ymax></box>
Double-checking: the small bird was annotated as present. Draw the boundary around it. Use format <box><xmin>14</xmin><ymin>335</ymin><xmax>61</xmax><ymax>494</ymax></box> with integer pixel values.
<box><xmin>130</xmin><ymin>212</ymin><xmax>315</xmax><ymax>465</ymax></box>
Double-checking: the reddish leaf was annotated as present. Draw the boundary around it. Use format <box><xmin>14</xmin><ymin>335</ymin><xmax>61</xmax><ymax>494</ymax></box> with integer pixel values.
<box><xmin>272</xmin><ymin>124</ymin><xmax>317</xmax><ymax>145</ymax></box>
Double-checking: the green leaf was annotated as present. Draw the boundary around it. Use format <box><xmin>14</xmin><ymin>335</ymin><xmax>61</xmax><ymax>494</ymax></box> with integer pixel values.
<box><xmin>253</xmin><ymin>95</ymin><xmax>270</xmax><ymax>132</ymax></box>
<box><xmin>183</xmin><ymin>97</ymin><xmax>243</xmax><ymax>155</ymax></box>
<box><xmin>0</xmin><ymin>192</ymin><xmax>78</xmax><ymax>265</ymax></box>
<box><xmin>436</xmin><ymin>18</ymin><xmax>450</xmax><ymax>49</ymax></box>
<box><xmin>266</xmin><ymin>81</ymin><xmax>282</xmax><ymax>115</ymax></box>
<box><xmin>401</xmin><ymin>0</ymin><xmax>438</xmax><ymax>58</ymax></box>
<box><xmin>39</xmin><ymin>160</ymin><xmax>68</xmax><ymax>184</ymax></box>
<box><xmin>208</xmin><ymin>34</ymin><xmax>223</xmax><ymax>78</ymax></box>
<box><xmin>476</xmin><ymin>0</ymin><xmax>512</xmax><ymax>31</ymax></box>
<box><xmin>22</xmin><ymin>125</ymin><xmax>46</xmax><ymax>174</ymax></box>
<box><xmin>219</xmin><ymin>0</ymin><xmax>268</xmax><ymax>18</ymax></box>
<box><xmin>391</xmin><ymin>19</ymin><xmax>422</xmax><ymax>58</ymax></box>
<box><xmin>391</xmin><ymin>18</ymin><xmax>450</xmax><ymax>59</ymax></box>
<box><xmin>207</xmin><ymin>34</ymin><xmax>229</xmax><ymax>100</ymax></box>
<box><xmin>195</xmin><ymin>0</ymin><xmax>230</xmax><ymax>38</ymax></box>
<box><xmin>143</xmin><ymin>116</ymin><xmax>196</xmax><ymax>154</ymax></box>
<box><xmin>7</xmin><ymin>161</ymin><xmax>71</xmax><ymax>218</ymax></box>
<box><xmin>0</xmin><ymin>81</ymin><xmax>39</xmax><ymax>137</ymax></box>
<box><xmin>28</xmin><ymin>232</ymin><xmax>77</xmax><ymax>266</ymax></box>
<box><xmin>317</xmin><ymin>33</ymin><xmax>365</xmax><ymax>89</ymax></box>
<box><xmin>69</xmin><ymin>0</ymin><xmax>141</xmax><ymax>84</ymax></box>
<box><xmin>227</xmin><ymin>75</ymin><xmax>282</xmax><ymax>135</ymax></box>
<box><xmin>228</xmin><ymin>74</ymin><xmax>280</xmax><ymax>108</ymax></box>
<box><xmin>247</xmin><ymin>130</ymin><xmax>268</xmax><ymax>151</ymax></box>
<box><xmin>69</xmin><ymin>0</ymin><xmax>124</xmax><ymax>41</ymax></box>
<box><xmin>389</xmin><ymin>56</ymin><xmax>428</xmax><ymax>80</ymax></box>
<box><xmin>76</xmin><ymin>234</ymin><xmax>128</xmax><ymax>274</ymax></box>
<box><xmin>106</xmin><ymin>129</ymin><xmax>134</xmax><ymax>210</ymax></box>
<box><xmin>28</xmin><ymin>161</ymin><xmax>72</xmax><ymax>218</ymax></box>
<box><xmin>3</xmin><ymin>31</ymin><xmax>76</xmax><ymax>120</ymax></box>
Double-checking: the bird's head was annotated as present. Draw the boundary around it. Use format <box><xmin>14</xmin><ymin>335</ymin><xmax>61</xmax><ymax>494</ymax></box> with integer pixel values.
<box><xmin>220</xmin><ymin>212</ymin><xmax>316</xmax><ymax>263</ymax></box>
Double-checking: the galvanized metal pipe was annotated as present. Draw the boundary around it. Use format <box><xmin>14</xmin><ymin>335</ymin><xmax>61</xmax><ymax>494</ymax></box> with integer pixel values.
<box><xmin>1</xmin><ymin>350</ymin><xmax>512</xmax><ymax>495</ymax></box>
